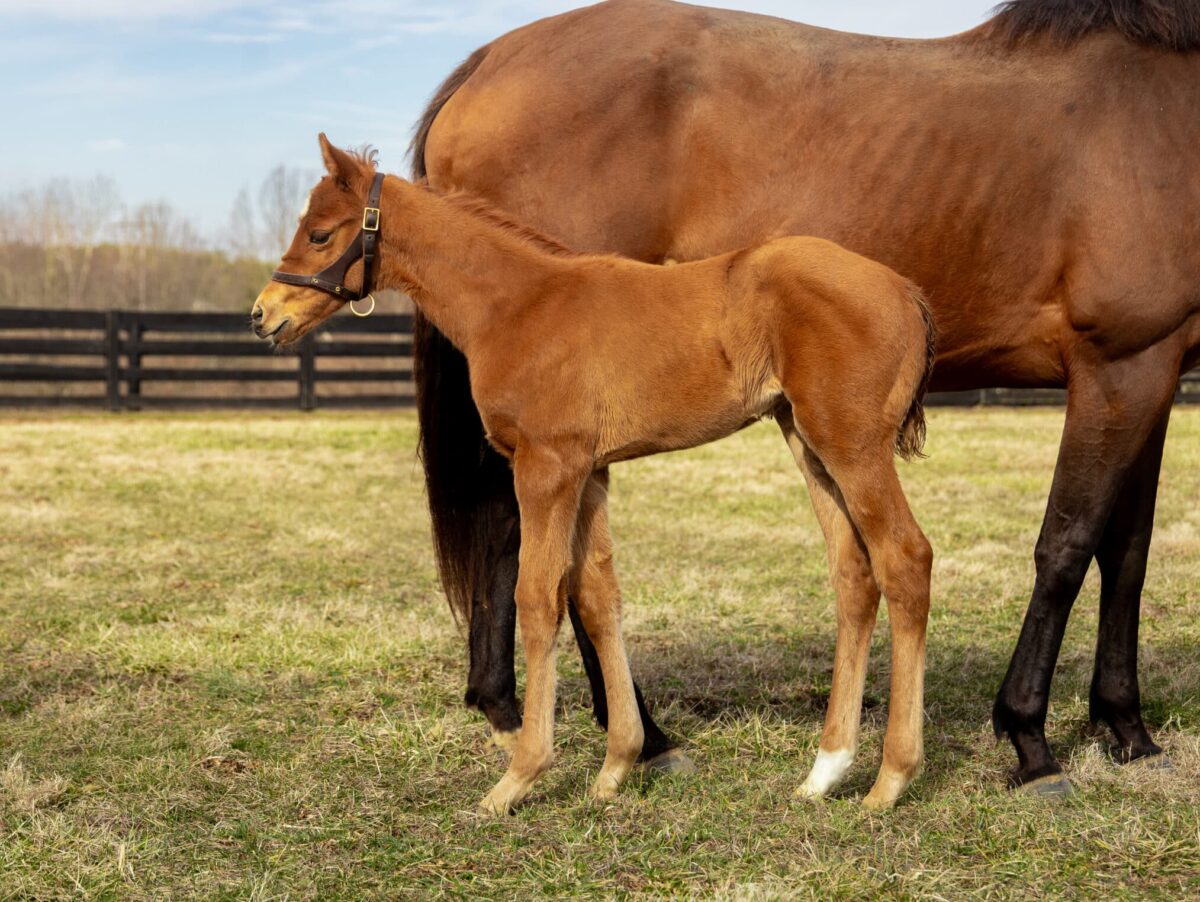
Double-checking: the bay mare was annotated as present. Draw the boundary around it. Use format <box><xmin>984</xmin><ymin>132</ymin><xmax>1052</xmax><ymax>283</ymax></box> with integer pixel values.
<box><xmin>413</xmin><ymin>0</ymin><xmax>1200</xmax><ymax>793</ymax></box>
<box><xmin>252</xmin><ymin>135</ymin><xmax>936</xmax><ymax>811</ymax></box>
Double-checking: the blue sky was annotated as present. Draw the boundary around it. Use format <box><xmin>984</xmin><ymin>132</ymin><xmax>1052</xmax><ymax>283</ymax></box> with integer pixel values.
<box><xmin>0</xmin><ymin>1</ymin><xmax>989</xmax><ymax>240</ymax></box>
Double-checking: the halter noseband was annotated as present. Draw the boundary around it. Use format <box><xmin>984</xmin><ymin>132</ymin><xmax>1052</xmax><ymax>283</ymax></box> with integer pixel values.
<box><xmin>271</xmin><ymin>172</ymin><xmax>385</xmax><ymax>316</ymax></box>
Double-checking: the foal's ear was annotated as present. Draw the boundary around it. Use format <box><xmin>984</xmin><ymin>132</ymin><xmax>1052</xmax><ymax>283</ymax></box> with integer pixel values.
<box><xmin>318</xmin><ymin>133</ymin><xmax>361</xmax><ymax>188</ymax></box>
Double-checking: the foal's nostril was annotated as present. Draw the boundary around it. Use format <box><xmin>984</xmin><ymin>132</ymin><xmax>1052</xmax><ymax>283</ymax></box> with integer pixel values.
<box><xmin>251</xmin><ymin>305</ymin><xmax>264</xmax><ymax>323</ymax></box>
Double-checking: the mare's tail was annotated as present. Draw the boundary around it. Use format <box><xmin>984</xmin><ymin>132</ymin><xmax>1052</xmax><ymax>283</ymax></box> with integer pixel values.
<box><xmin>895</xmin><ymin>284</ymin><xmax>937</xmax><ymax>461</ymax></box>
<box><xmin>410</xmin><ymin>46</ymin><xmax>512</xmax><ymax>627</ymax></box>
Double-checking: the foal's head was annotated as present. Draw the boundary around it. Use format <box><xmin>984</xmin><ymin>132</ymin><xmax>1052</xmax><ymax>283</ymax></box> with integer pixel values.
<box><xmin>252</xmin><ymin>133</ymin><xmax>381</xmax><ymax>347</ymax></box>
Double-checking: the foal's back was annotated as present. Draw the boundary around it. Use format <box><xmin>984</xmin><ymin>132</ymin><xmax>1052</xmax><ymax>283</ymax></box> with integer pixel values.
<box><xmin>474</xmin><ymin>236</ymin><xmax>927</xmax><ymax>467</ymax></box>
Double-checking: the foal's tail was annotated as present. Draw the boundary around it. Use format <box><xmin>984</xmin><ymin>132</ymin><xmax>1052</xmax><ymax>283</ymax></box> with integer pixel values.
<box><xmin>895</xmin><ymin>284</ymin><xmax>937</xmax><ymax>461</ymax></box>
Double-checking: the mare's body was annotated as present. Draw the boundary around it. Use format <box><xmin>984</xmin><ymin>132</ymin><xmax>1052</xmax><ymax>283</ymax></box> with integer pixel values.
<box><xmin>413</xmin><ymin>0</ymin><xmax>1200</xmax><ymax>789</ymax></box>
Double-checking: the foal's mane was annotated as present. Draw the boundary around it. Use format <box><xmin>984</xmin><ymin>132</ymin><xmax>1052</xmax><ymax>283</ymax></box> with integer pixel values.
<box><xmin>349</xmin><ymin>145</ymin><xmax>380</xmax><ymax>169</ymax></box>
<box><xmin>985</xmin><ymin>0</ymin><xmax>1200</xmax><ymax>50</ymax></box>
<box><xmin>438</xmin><ymin>190</ymin><xmax>589</xmax><ymax>259</ymax></box>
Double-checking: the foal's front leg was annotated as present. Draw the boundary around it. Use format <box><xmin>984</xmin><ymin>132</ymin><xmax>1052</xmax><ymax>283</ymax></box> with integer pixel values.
<box><xmin>479</xmin><ymin>449</ymin><xmax>589</xmax><ymax>815</ymax></box>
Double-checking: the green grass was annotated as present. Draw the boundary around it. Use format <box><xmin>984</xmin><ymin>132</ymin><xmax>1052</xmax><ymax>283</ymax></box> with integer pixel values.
<box><xmin>1</xmin><ymin>409</ymin><xmax>1198</xmax><ymax>899</ymax></box>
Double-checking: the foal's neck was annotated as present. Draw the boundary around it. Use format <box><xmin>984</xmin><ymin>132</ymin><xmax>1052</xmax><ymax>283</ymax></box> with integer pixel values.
<box><xmin>373</xmin><ymin>177</ymin><xmax>567</xmax><ymax>351</ymax></box>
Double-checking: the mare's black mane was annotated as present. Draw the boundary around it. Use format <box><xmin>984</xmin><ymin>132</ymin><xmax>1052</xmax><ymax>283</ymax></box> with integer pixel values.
<box><xmin>988</xmin><ymin>0</ymin><xmax>1200</xmax><ymax>50</ymax></box>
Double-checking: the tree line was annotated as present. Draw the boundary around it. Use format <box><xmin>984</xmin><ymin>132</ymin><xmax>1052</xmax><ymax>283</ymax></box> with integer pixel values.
<box><xmin>0</xmin><ymin>167</ymin><xmax>312</xmax><ymax>313</ymax></box>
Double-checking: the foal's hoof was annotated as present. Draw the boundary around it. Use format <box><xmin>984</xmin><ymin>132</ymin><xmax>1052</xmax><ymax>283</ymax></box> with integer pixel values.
<box><xmin>588</xmin><ymin>774</ymin><xmax>622</xmax><ymax>802</ymax></box>
<box><xmin>638</xmin><ymin>748</ymin><xmax>696</xmax><ymax>776</ymax></box>
<box><xmin>861</xmin><ymin>791</ymin><xmax>898</xmax><ymax>813</ymax></box>
<box><xmin>1017</xmin><ymin>773</ymin><xmax>1074</xmax><ymax>798</ymax></box>
<box><xmin>478</xmin><ymin>776</ymin><xmax>527</xmax><ymax>816</ymax></box>
<box><xmin>861</xmin><ymin>767</ymin><xmax>917</xmax><ymax>812</ymax></box>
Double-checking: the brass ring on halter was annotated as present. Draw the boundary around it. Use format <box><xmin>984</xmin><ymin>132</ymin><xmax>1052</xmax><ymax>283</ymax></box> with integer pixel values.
<box><xmin>349</xmin><ymin>295</ymin><xmax>376</xmax><ymax>318</ymax></box>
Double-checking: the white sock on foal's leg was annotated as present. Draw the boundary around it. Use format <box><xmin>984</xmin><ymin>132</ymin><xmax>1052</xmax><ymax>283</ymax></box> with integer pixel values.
<box><xmin>798</xmin><ymin>748</ymin><xmax>855</xmax><ymax>799</ymax></box>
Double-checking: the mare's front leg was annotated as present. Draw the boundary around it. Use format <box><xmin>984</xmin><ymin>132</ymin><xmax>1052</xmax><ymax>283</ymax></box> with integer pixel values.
<box><xmin>569</xmin><ymin>471</ymin><xmax>644</xmax><ymax>799</ymax></box>
<box><xmin>479</xmin><ymin>446</ymin><xmax>590</xmax><ymax>815</ymax></box>
<box><xmin>992</xmin><ymin>346</ymin><xmax>1180</xmax><ymax>792</ymax></box>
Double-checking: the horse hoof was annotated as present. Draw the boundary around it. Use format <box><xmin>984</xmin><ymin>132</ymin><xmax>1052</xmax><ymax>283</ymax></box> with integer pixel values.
<box><xmin>861</xmin><ymin>791</ymin><xmax>897</xmax><ymax>812</ymax></box>
<box><xmin>1018</xmin><ymin>774</ymin><xmax>1074</xmax><ymax>798</ymax></box>
<box><xmin>478</xmin><ymin>793</ymin><xmax>513</xmax><ymax>816</ymax></box>
<box><xmin>794</xmin><ymin>782</ymin><xmax>826</xmax><ymax>802</ymax></box>
<box><xmin>479</xmin><ymin>775</ymin><xmax>527</xmax><ymax>816</ymax></box>
<box><xmin>588</xmin><ymin>776</ymin><xmax>621</xmax><ymax>802</ymax></box>
<box><xmin>488</xmin><ymin>730</ymin><xmax>520</xmax><ymax>756</ymax></box>
<box><xmin>638</xmin><ymin>748</ymin><xmax>696</xmax><ymax>776</ymax></box>
<box><xmin>1128</xmin><ymin>753</ymin><xmax>1174</xmax><ymax>773</ymax></box>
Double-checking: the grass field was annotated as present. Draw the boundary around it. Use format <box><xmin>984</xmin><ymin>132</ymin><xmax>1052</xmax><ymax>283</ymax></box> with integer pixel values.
<box><xmin>1</xmin><ymin>409</ymin><xmax>1198</xmax><ymax>899</ymax></box>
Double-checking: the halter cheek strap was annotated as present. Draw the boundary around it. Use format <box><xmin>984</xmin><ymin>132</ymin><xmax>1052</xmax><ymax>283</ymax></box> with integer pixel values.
<box><xmin>271</xmin><ymin>172</ymin><xmax>385</xmax><ymax>306</ymax></box>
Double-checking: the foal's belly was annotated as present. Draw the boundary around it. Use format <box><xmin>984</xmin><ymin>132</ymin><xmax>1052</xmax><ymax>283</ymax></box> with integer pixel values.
<box><xmin>596</xmin><ymin>378</ymin><xmax>783</xmax><ymax>466</ymax></box>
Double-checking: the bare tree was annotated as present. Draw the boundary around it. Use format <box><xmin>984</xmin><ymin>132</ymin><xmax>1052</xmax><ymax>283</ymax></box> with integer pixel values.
<box><xmin>3</xmin><ymin>176</ymin><xmax>119</xmax><ymax>307</ymax></box>
<box><xmin>0</xmin><ymin>174</ymin><xmax>272</xmax><ymax>311</ymax></box>
<box><xmin>227</xmin><ymin>186</ymin><xmax>259</xmax><ymax>260</ymax></box>
<box><xmin>65</xmin><ymin>176</ymin><xmax>119</xmax><ymax>307</ymax></box>
<box><xmin>257</xmin><ymin>165</ymin><xmax>309</xmax><ymax>257</ymax></box>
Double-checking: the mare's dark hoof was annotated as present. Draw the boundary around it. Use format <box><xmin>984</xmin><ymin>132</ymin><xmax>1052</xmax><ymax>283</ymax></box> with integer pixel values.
<box><xmin>638</xmin><ymin>748</ymin><xmax>696</xmax><ymax>776</ymax></box>
<box><xmin>1126</xmin><ymin>752</ymin><xmax>1175</xmax><ymax>773</ymax></box>
<box><xmin>1017</xmin><ymin>774</ymin><xmax>1074</xmax><ymax>798</ymax></box>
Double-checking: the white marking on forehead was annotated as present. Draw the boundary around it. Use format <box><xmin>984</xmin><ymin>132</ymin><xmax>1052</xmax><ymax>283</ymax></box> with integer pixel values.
<box><xmin>299</xmin><ymin>191</ymin><xmax>312</xmax><ymax>219</ymax></box>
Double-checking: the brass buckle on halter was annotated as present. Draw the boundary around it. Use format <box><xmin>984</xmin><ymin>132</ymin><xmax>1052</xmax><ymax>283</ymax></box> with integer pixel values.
<box><xmin>362</xmin><ymin>208</ymin><xmax>381</xmax><ymax>231</ymax></box>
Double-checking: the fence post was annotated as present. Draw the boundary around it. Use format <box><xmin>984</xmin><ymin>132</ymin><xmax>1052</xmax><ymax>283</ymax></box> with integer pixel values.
<box><xmin>104</xmin><ymin>310</ymin><xmax>121</xmax><ymax>411</ymax></box>
<box><xmin>299</xmin><ymin>334</ymin><xmax>316</xmax><ymax>411</ymax></box>
<box><xmin>127</xmin><ymin>316</ymin><xmax>144</xmax><ymax>411</ymax></box>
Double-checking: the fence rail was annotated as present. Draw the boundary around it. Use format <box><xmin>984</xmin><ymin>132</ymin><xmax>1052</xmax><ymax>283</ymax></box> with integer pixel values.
<box><xmin>0</xmin><ymin>307</ymin><xmax>414</xmax><ymax>410</ymax></box>
<box><xmin>1</xmin><ymin>306</ymin><xmax>1197</xmax><ymax>410</ymax></box>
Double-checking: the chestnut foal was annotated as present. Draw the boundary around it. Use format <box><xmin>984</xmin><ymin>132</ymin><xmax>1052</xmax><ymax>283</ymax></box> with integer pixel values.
<box><xmin>253</xmin><ymin>135</ymin><xmax>936</xmax><ymax>813</ymax></box>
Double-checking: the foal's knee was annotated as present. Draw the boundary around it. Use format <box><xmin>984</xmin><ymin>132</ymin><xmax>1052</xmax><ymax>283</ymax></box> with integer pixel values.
<box><xmin>515</xmin><ymin>582</ymin><xmax>566</xmax><ymax>647</ymax></box>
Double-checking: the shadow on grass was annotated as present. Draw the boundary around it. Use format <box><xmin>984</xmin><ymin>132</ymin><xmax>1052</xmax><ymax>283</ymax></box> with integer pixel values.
<box><xmin>553</xmin><ymin>624</ymin><xmax>1200</xmax><ymax>796</ymax></box>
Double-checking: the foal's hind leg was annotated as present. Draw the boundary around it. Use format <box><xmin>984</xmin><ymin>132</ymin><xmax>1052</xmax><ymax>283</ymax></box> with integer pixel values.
<box><xmin>569</xmin><ymin>471</ymin><xmax>644</xmax><ymax>800</ymax></box>
<box><xmin>778</xmin><ymin>421</ymin><xmax>881</xmax><ymax>800</ymax></box>
<box><xmin>790</xmin><ymin>415</ymin><xmax>933</xmax><ymax>809</ymax></box>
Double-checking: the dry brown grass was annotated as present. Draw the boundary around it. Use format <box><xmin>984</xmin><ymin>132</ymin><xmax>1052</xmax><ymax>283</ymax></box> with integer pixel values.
<box><xmin>0</xmin><ymin>409</ymin><xmax>1197</xmax><ymax>898</ymax></box>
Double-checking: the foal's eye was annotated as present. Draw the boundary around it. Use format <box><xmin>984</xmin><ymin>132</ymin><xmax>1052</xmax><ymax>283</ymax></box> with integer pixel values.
<box><xmin>309</xmin><ymin>230</ymin><xmax>331</xmax><ymax>246</ymax></box>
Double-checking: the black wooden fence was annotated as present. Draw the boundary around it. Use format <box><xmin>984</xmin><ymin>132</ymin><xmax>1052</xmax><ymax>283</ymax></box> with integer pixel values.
<box><xmin>0</xmin><ymin>306</ymin><xmax>1196</xmax><ymax>410</ymax></box>
<box><xmin>0</xmin><ymin>307</ymin><xmax>413</xmax><ymax>410</ymax></box>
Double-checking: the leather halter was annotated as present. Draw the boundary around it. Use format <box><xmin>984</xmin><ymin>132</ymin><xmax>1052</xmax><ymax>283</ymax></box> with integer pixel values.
<box><xmin>272</xmin><ymin>172</ymin><xmax>385</xmax><ymax>305</ymax></box>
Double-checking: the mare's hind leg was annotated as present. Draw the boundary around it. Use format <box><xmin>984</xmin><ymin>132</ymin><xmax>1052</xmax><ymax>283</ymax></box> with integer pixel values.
<box><xmin>790</xmin><ymin>411</ymin><xmax>933</xmax><ymax>810</ymax></box>
<box><xmin>1091</xmin><ymin>411</ymin><xmax>1171</xmax><ymax>766</ymax></box>
<box><xmin>466</xmin><ymin>517</ymin><xmax>682</xmax><ymax>767</ymax></box>
<box><xmin>569</xmin><ymin>471</ymin><xmax>644</xmax><ymax>799</ymax></box>
<box><xmin>993</xmin><ymin>348</ymin><xmax>1180</xmax><ymax>791</ymax></box>
<box><xmin>465</xmin><ymin>520</ymin><xmax>522</xmax><ymax>752</ymax></box>
<box><xmin>568</xmin><ymin>603</ymin><xmax>685</xmax><ymax>770</ymax></box>
<box><xmin>778</xmin><ymin>419</ymin><xmax>881</xmax><ymax>799</ymax></box>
